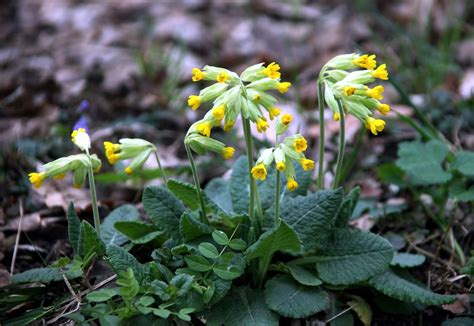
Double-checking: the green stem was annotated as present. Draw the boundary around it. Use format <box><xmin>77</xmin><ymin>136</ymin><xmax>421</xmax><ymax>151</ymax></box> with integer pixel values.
<box><xmin>154</xmin><ymin>150</ymin><xmax>168</xmax><ymax>185</ymax></box>
<box><xmin>85</xmin><ymin>150</ymin><xmax>100</xmax><ymax>236</ymax></box>
<box><xmin>185</xmin><ymin>144</ymin><xmax>208</xmax><ymax>224</ymax></box>
<box><xmin>332</xmin><ymin>99</ymin><xmax>346</xmax><ymax>189</ymax></box>
<box><xmin>275</xmin><ymin>170</ymin><xmax>281</xmax><ymax>225</ymax></box>
<box><xmin>317</xmin><ymin>81</ymin><xmax>325</xmax><ymax>189</ymax></box>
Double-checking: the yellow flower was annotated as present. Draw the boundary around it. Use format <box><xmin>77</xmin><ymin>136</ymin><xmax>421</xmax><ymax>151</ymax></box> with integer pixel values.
<box><xmin>53</xmin><ymin>173</ymin><xmax>66</xmax><ymax>180</ymax></box>
<box><xmin>344</xmin><ymin>86</ymin><xmax>356</xmax><ymax>96</ymax></box>
<box><xmin>300</xmin><ymin>159</ymin><xmax>315</xmax><ymax>171</ymax></box>
<box><xmin>287</xmin><ymin>177</ymin><xmax>298</xmax><ymax>191</ymax></box>
<box><xmin>353</xmin><ymin>54</ymin><xmax>377</xmax><ymax>70</ymax></box>
<box><xmin>192</xmin><ymin>68</ymin><xmax>205</xmax><ymax>82</ymax></box>
<box><xmin>281</xmin><ymin>113</ymin><xmax>293</xmax><ymax>126</ymax></box>
<box><xmin>365</xmin><ymin>117</ymin><xmax>385</xmax><ymax>135</ymax></box>
<box><xmin>251</xmin><ymin>163</ymin><xmax>267</xmax><ymax>180</ymax></box>
<box><xmin>104</xmin><ymin>142</ymin><xmax>120</xmax><ymax>164</ymax></box>
<box><xmin>216</xmin><ymin>72</ymin><xmax>229</xmax><ymax>83</ymax></box>
<box><xmin>212</xmin><ymin>105</ymin><xmax>225</xmax><ymax>120</ymax></box>
<box><xmin>377</xmin><ymin>103</ymin><xmax>390</xmax><ymax>115</ymax></box>
<box><xmin>71</xmin><ymin>128</ymin><xmax>90</xmax><ymax>151</ymax></box>
<box><xmin>269</xmin><ymin>107</ymin><xmax>281</xmax><ymax>120</ymax></box>
<box><xmin>366</xmin><ymin>85</ymin><xmax>384</xmax><ymax>100</ymax></box>
<box><xmin>277</xmin><ymin>82</ymin><xmax>291</xmax><ymax>93</ymax></box>
<box><xmin>29</xmin><ymin>172</ymin><xmax>46</xmax><ymax>189</ymax></box>
<box><xmin>371</xmin><ymin>64</ymin><xmax>388</xmax><ymax>80</ymax></box>
<box><xmin>222</xmin><ymin>147</ymin><xmax>235</xmax><ymax>160</ymax></box>
<box><xmin>293</xmin><ymin>137</ymin><xmax>308</xmax><ymax>153</ymax></box>
<box><xmin>224</xmin><ymin>120</ymin><xmax>235</xmax><ymax>132</ymax></box>
<box><xmin>263</xmin><ymin>62</ymin><xmax>281</xmax><ymax>79</ymax></box>
<box><xmin>196</xmin><ymin>121</ymin><xmax>212</xmax><ymax>137</ymax></box>
<box><xmin>276</xmin><ymin>161</ymin><xmax>286</xmax><ymax>171</ymax></box>
<box><xmin>256</xmin><ymin>118</ymin><xmax>269</xmax><ymax>133</ymax></box>
<box><xmin>124</xmin><ymin>166</ymin><xmax>133</xmax><ymax>175</ymax></box>
<box><xmin>187</xmin><ymin>95</ymin><xmax>201</xmax><ymax>110</ymax></box>
<box><xmin>333</xmin><ymin>112</ymin><xmax>340</xmax><ymax>121</ymax></box>
<box><xmin>106</xmin><ymin>152</ymin><xmax>119</xmax><ymax>165</ymax></box>
<box><xmin>253</xmin><ymin>93</ymin><xmax>261</xmax><ymax>101</ymax></box>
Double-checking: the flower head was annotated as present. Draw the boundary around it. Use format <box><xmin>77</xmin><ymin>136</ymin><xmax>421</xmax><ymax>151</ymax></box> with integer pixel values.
<box><xmin>300</xmin><ymin>158</ymin><xmax>315</xmax><ymax>171</ymax></box>
<box><xmin>29</xmin><ymin>172</ymin><xmax>46</xmax><ymax>189</ymax></box>
<box><xmin>196</xmin><ymin>121</ymin><xmax>212</xmax><ymax>137</ymax></box>
<box><xmin>377</xmin><ymin>103</ymin><xmax>390</xmax><ymax>115</ymax></box>
<box><xmin>71</xmin><ymin>128</ymin><xmax>91</xmax><ymax>151</ymax></box>
<box><xmin>333</xmin><ymin>112</ymin><xmax>340</xmax><ymax>121</ymax></box>
<box><xmin>344</xmin><ymin>86</ymin><xmax>356</xmax><ymax>96</ymax></box>
<box><xmin>263</xmin><ymin>62</ymin><xmax>281</xmax><ymax>79</ymax></box>
<box><xmin>281</xmin><ymin>113</ymin><xmax>293</xmax><ymax>126</ymax></box>
<box><xmin>268</xmin><ymin>107</ymin><xmax>281</xmax><ymax>120</ymax></box>
<box><xmin>187</xmin><ymin>95</ymin><xmax>201</xmax><ymax>110</ymax></box>
<box><xmin>276</xmin><ymin>161</ymin><xmax>286</xmax><ymax>171</ymax></box>
<box><xmin>222</xmin><ymin>147</ymin><xmax>235</xmax><ymax>160</ymax></box>
<box><xmin>293</xmin><ymin>137</ymin><xmax>308</xmax><ymax>153</ymax></box>
<box><xmin>365</xmin><ymin>117</ymin><xmax>385</xmax><ymax>135</ymax></box>
<box><xmin>353</xmin><ymin>54</ymin><xmax>377</xmax><ymax>70</ymax></box>
<box><xmin>103</xmin><ymin>138</ymin><xmax>156</xmax><ymax>174</ymax></box>
<box><xmin>124</xmin><ymin>167</ymin><xmax>133</xmax><ymax>175</ymax></box>
<box><xmin>212</xmin><ymin>105</ymin><xmax>225</xmax><ymax>120</ymax></box>
<box><xmin>371</xmin><ymin>64</ymin><xmax>388</xmax><ymax>80</ymax></box>
<box><xmin>287</xmin><ymin>177</ymin><xmax>298</xmax><ymax>191</ymax></box>
<box><xmin>256</xmin><ymin>118</ymin><xmax>269</xmax><ymax>133</ymax></box>
<box><xmin>192</xmin><ymin>68</ymin><xmax>205</xmax><ymax>82</ymax></box>
<box><xmin>216</xmin><ymin>72</ymin><xmax>229</xmax><ymax>83</ymax></box>
<box><xmin>366</xmin><ymin>85</ymin><xmax>384</xmax><ymax>100</ymax></box>
<box><xmin>251</xmin><ymin>163</ymin><xmax>267</xmax><ymax>180</ymax></box>
<box><xmin>224</xmin><ymin>120</ymin><xmax>235</xmax><ymax>132</ymax></box>
<box><xmin>277</xmin><ymin>82</ymin><xmax>291</xmax><ymax>93</ymax></box>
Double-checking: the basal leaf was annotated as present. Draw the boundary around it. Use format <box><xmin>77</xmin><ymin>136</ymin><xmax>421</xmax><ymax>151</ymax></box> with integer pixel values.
<box><xmin>78</xmin><ymin>221</ymin><xmax>106</xmax><ymax>257</ymax></box>
<box><xmin>280</xmin><ymin>189</ymin><xmax>343</xmax><ymax>252</ymax></box>
<box><xmin>369</xmin><ymin>269</ymin><xmax>456</xmax><ymax>305</ymax></box>
<box><xmin>230</xmin><ymin>156</ymin><xmax>250</xmax><ymax>214</ymax></box>
<box><xmin>67</xmin><ymin>202</ymin><xmax>81</xmax><ymax>254</ymax></box>
<box><xmin>316</xmin><ymin>228</ymin><xmax>393</xmax><ymax>285</ymax></box>
<box><xmin>264</xmin><ymin>275</ymin><xmax>329</xmax><ymax>318</ymax></box>
<box><xmin>335</xmin><ymin>187</ymin><xmax>360</xmax><ymax>227</ymax></box>
<box><xmin>452</xmin><ymin>150</ymin><xmax>474</xmax><ymax>177</ymax></box>
<box><xmin>206</xmin><ymin>287</ymin><xmax>279</xmax><ymax>326</ymax></box>
<box><xmin>101</xmin><ymin>205</ymin><xmax>139</xmax><ymax>246</ymax></box>
<box><xmin>10</xmin><ymin>266</ymin><xmax>82</xmax><ymax>284</ymax></box>
<box><xmin>205</xmin><ymin>177</ymin><xmax>233</xmax><ymax>213</ymax></box>
<box><xmin>106</xmin><ymin>245</ymin><xmax>146</xmax><ymax>282</ymax></box>
<box><xmin>86</xmin><ymin>288</ymin><xmax>118</xmax><ymax>302</ymax></box>
<box><xmin>396</xmin><ymin>140</ymin><xmax>451</xmax><ymax>185</ymax></box>
<box><xmin>391</xmin><ymin>253</ymin><xmax>426</xmax><ymax>268</ymax></box>
<box><xmin>180</xmin><ymin>211</ymin><xmax>214</xmax><ymax>242</ymax></box>
<box><xmin>286</xmin><ymin>263</ymin><xmax>322</xmax><ymax>286</ymax></box>
<box><xmin>142</xmin><ymin>186</ymin><xmax>185</xmax><ymax>241</ymax></box>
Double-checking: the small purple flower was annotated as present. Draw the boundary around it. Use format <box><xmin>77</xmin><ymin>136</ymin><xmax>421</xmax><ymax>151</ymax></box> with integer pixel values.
<box><xmin>73</xmin><ymin>116</ymin><xmax>89</xmax><ymax>133</ymax></box>
<box><xmin>77</xmin><ymin>100</ymin><xmax>90</xmax><ymax>114</ymax></box>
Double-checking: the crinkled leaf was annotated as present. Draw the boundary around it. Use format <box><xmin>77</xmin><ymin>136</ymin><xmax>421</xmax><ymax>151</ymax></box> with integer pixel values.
<box><xmin>452</xmin><ymin>151</ymin><xmax>474</xmax><ymax>177</ymax></box>
<box><xmin>106</xmin><ymin>245</ymin><xmax>146</xmax><ymax>282</ymax></box>
<box><xmin>286</xmin><ymin>263</ymin><xmax>322</xmax><ymax>286</ymax></box>
<box><xmin>316</xmin><ymin>228</ymin><xmax>394</xmax><ymax>285</ymax></box>
<box><xmin>230</xmin><ymin>156</ymin><xmax>250</xmax><ymax>214</ymax></box>
<box><xmin>67</xmin><ymin>202</ymin><xmax>81</xmax><ymax>254</ymax></box>
<box><xmin>10</xmin><ymin>266</ymin><xmax>82</xmax><ymax>284</ymax></box>
<box><xmin>205</xmin><ymin>177</ymin><xmax>233</xmax><ymax>213</ymax></box>
<box><xmin>180</xmin><ymin>212</ymin><xmax>214</xmax><ymax>242</ymax></box>
<box><xmin>264</xmin><ymin>275</ymin><xmax>329</xmax><ymax>318</ymax></box>
<box><xmin>369</xmin><ymin>269</ymin><xmax>456</xmax><ymax>305</ymax></box>
<box><xmin>391</xmin><ymin>253</ymin><xmax>426</xmax><ymax>268</ymax></box>
<box><xmin>335</xmin><ymin>187</ymin><xmax>360</xmax><ymax>227</ymax></box>
<box><xmin>206</xmin><ymin>287</ymin><xmax>279</xmax><ymax>326</ymax></box>
<box><xmin>142</xmin><ymin>186</ymin><xmax>185</xmax><ymax>241</ymax></box>
<box><xmin>396</xmin><ymin>140</ymin><xmax>451</xmax><ymax>185</ymax></box>
<box><xmin>280</xmin><ymin>189</ymin><xmax>343</xmax><ymax>251</ymax></box>
<box><xmin>101</xmin><ymin>205</ymin><xmax>139</xmax><ymax>246</ymax></box>
<box><xmin>78</xmin><ymin>221</ymin><xmax>106</xmax><ymax>256</ymax></box>
<box><xmin>170</xmin><ymin>274</ymin><xmax>194</xmax><ymax>297</ymax></box>
<box><xmin>86</xmin><ymin>288</ymin><xmax>118</xmax><ymax>302</ymax></box>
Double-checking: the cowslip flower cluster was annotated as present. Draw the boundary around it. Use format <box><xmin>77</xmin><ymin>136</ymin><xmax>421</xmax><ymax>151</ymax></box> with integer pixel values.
<box><xmin>104</xmin><ymin>138</ymin><xmax>156</xmax><ymax>175</ymax></box>
<box><xmin>251</xmin><ymin>133</ymin><xmax>314</xmax><ymax>191</ymax></box>
<box><xmin>320</xmin><ymin>53</ymin><xmax>390</xmax><ymax>135</ymax></box>
<box><xmin>29</xmin><ymin>128</ymin><xmax>101</xmax><ymax>189</ymax></box>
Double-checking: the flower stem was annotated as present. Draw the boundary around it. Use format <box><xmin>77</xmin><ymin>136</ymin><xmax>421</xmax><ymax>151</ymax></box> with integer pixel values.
<box><xmin>241</xmin><ymin>114</ymin><xmax>257</xmax><ymax>226</ymax></box>
<box><xmin>317</xmin><ymin>81</ymin><xmax>325</xmax><ymax>189</ymax></box>
<box><xmin>275</xmin><ymin>170</ymin><xmax>281</xmax><ymax>225</ymax></box>
<box><xmin>85</xmin><ymin>150</ymin><xmax>100</xmax><ymax>236</ymax></box>
<box><xmin>154</xmin><ymin>150</ymin><xmax>168</xmax><ymax>185</ymax></box>
<box><xmin>185</xmin><ymin>144</ymin><xmax>208</xmax><ymax>224</ymax></box>
<box><xmin>332</xmin><ymin>99</ymin><xmax>346</xmax><ymax>189</ymax></box>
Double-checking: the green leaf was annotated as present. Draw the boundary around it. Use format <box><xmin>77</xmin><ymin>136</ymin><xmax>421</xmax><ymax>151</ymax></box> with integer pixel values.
<box><xmin>396</xmin><ymin>140</ymin><xmax>452</xmax><ymax>185</ymax></box>
<box><xmin>205</xmin><ymin>177</ymin><xmax>233</xmax><ymax>213</ymax></box>
<box><xmin>212</xmin><ymin>265</ymin><xmax>242</xmax><ymax>280</ymax></box>
<box><xmin>114</xmin><ymin>220</ymin><xmax>158</xmax><ymax>239</ymax></box>
<box><xmin>376</xmin><ymin>163</ymin><xmax>405</xmax><ymax>187</ymax></box>
<box><xmin>106</xmin><ymin>245</ymin><xmax>146</xmax><ymax>282</ymax></box>
<box><xmin>286</xmin><ymin>263</ymin><xmax>322</xmax><ymax>286</ymax></box>
<box><xmin>212</xmin><ymin>230</ymin><xmax>229</xmax><ymax>245</ymax></box>
<box><xmin>142</xmin><ymin>186</ymin><xmax>185</xmax><ymax>241</ymax></box>
<box><xmin>10</xmin><ymin>266</ymin><xmax>82</xmax><ymax>284</ymax></box>
<box><xmin>280</xmin><ymin>189</ymin><xmax>343</xmax><ymax>251</ymax></box>
<box><xmin>170</xmin><ymin>274</ymin><xmax>195</xmax><ymax>297</ymax></box>
<box><xmin>335</xmin><ymin>187</ymin><xmax>360</xmax><ymax>227</ymax></box>
<box><xmin>180</xmin><ymin>212</ymin><xmax>214</xmax><ymax>242</ymax></box>
<box><xmin>245</xmin><ymin>220</ymin><xmax>301</xmax><ymax>267</ymax></box>
<box><xmin>264</xmin><ymin>275</ymin><xmax>329</xmax><ymax>318</ymax></box>
<box><xmin>117</xmin><ymin>268</ymin><xmax>139</xmax><ymax>299</ymax></box>
<box><xmin>78</xmin><ymin>221</ymin><xmax>106</xmax><ymax>256</ymax></box>
<box><xmin>152</xmin><ymin>308</ymin><xmax>171</xmax><ymax>318</ymax></box>
<box><xmin>206</xmin><ymin>287</ymin><xmax>279</xmax><ymax>326</ymax></box>
<box><xmin>101</xmin><ymin>205</ymin><xmax>139</xmax><ymax>246</ymax></box>
<box><xmin>452</xmin><ymin>150</ymin><xmax>474</xmax><ymax>177</ymax></box>
<box><xmin>2</xmin><ymin>307</ymin><xmax>53</xmax><ymax>326</ymax></box>
<box><xmin>228</xmin><ymin>239</ymin><xmax>247</xmax><ymax>251</ymax></box>
<box><xmin>185</xmin><ymin>255</ymin><xmax>212</xmax><ymax>272</ymax></box>
<box><xmin>316</xmin><ymin>228</ymin><xmax>394</xmax><ymax>285</ymax></box>
<box><xmin>230</xmin><ymin>156</ymin><xmax>250</xmax><ymax>214</ymax></box>
<box><xmin>86</xmin><ymin>288</ymin><xmax>118</xmax><ymax>302</ymax></box>
<box><xmin>369</xmin><ymin>269</ymin><xmax>456</xmax><ymax>305</ymax></box>
<box><xmin>199</xmin><ymin>242</ymin><xmax>219</xmax><ymax>259</ymax></box>
<box><xmin>67</xmin><ymin>202</ymin><xmax>81</xmax><ymax>254</ymax></box>
<box><xmin>391</xmin><ymin>253</ymin><xmax>426</xmax><ymax>268</ymax></box>
<box><xmin>347</xmin><ymin>295</ymin><xmax>372</xmax><ymax>326</ymax></box>
<box><xmin>448</xmin><ymin>179</ymin><xmax>474</xmax><ymax>202</ymax></box>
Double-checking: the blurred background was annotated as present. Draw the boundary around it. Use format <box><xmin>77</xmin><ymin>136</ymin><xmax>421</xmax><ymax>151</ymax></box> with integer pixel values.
<box><xmin>1</xmin><ymin>0</ymin><xmax>473</xmax><ymax>270</ymax></box>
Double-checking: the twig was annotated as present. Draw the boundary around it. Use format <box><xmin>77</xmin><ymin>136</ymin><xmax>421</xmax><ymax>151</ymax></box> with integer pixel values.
<box><xmin>10</xmin><ymin>198</ymin><xmax>24</xmax><ymax>275</ymax></box>
<box><xmin>325</xmin><ymin>304</ymin><xmax>357</xmax><ymax>323</ymax></box>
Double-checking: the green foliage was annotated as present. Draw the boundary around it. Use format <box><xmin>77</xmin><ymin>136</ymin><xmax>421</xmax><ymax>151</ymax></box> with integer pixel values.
<box><xmin>180</xmin><ymin>211</ymin><xmax>213</xmax><ymax>242</ymax></box>
<box><xmin>10</xmin><ymin>264</ymin><xmax>82</xmax><ymax>284</ymax></box>
<box><xmin>335</xmin><ymin>186</ymin><xmax>360</xmax><ymax>227</ymax></box>
<box><xmin>78</xmin><ymin>221</ymin><xmax>106</xmax><ymax>257</ymax></box>
<box><xmin>452</xmin><ymin>151</ymin><xmax>474</xmax><ymax>177</ymax></box>
<box><xmin>264</xmin><ymin>275</ymin><xmax>328</xmax><ymax>318</ymax></box>
<box><xmin>315</xmin><ymin>228</ymin><xmax>394</xmax><ymax>285</ymax></box>
<box><xmin>67</xmin><ymin>202</ymin><xmax>81</xmax><ymax>254</ymax></box>
<box><xmin>286</xmin><ymin>263</ymin><xmax>322</xmax><ymax>286</ymax></box>
<box><xmin>107</xmin><ymin>245</ymin><xmax>146</xmax><ymax>282</ymax></box>
<box><xmin>369</xmin><ymin>269</ymin><xmax>456</xmax><ymax>305</ymax></box>
<box><xmin>101</xmin><ymin>205</ymin><xmax>139</xmax><ymax>246</ymax></box>
<box><xmin>347</xmin><ymin>295</ymin><xmax>372</xmax><ymax>326</ymax></box>
<box><xmin>205</xmin><ymin>177</ymin><xmax>233</xmax><ymax>213</ymax></box>
<box><xmin>396</xmin><ymin>140</ymin><xmax>452</xmax><ymax>185</ymax></box>
<box><xmin>230</xmin><ymin>156</ymin><xmax>250</xmax><ymax>214</ymax></box>
<box><xmin>114</xmin><ymin>220</ymin><xmax>165</xmax><ymax>245</ymax></box>
<box><xmin>280</xmin><ymin>189</ymin><xmax>343</xmax><ymax>251</ymax></box>
<box><xmin>391</xmin><ymin>252</ymin><xmax>426</xmax><ymax>268</ymax></box>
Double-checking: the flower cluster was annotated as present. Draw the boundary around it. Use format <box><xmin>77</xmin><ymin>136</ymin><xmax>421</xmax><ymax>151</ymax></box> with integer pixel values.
<box><xmin>29</xmin><ymin>128</ymin><xmax>101</xmax><ymax>189</ymax></box>
<box><xmin>104</xmin><ymin>138</ymin><xmax>156</xmax><ymax>175</ymax></box>
<box><xmin>251</xmin><ymin>133</ymin><xmax>314</xmax><ymax>191</ymax></box>
<box><xmin>321</xmin><ymin>53</ymin><xmax>390</xmax><ymax>135</ymax></box>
